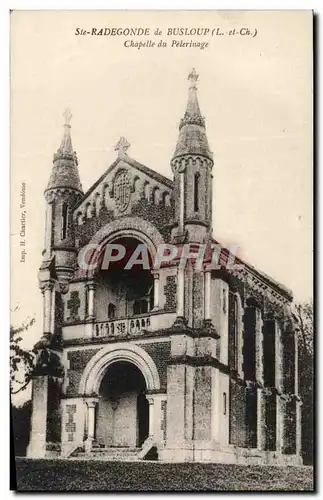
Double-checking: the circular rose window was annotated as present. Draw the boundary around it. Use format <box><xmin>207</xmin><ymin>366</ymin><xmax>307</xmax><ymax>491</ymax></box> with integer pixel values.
<box><xmin>113</xmin><ymin>170</ymin><xmax>131</xmax><ymax>212</ymax></box>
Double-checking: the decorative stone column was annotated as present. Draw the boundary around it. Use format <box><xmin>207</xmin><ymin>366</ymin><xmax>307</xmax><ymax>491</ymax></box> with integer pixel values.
<box><xmin>294</xmin><ymin>330</ymin><xmax>299</xmax><ymax>396</ymax></box>
<box><xmin>44</xmin><ymin>200</ymin><xmax>53</xmax><ymax>255</ymax></box>
<box><xmin>296</xmin><ymin>399</ymin><xmax>302</xmax><ymax>457</ymax></box>
<box><xmin>275</xmin><ymin>320</ymin><xmax>283</xmax><ymax>452</ymax></box>
<box><xmin>204</xmin><ymin>269</ymin><xmax>211</xmax><ymax>323</ymax></box>
<box><xmin>85</xmin><ymin>398</ymin><xmax>98</xmax><ymax>452</ymax></box>
<box><xmin>282</xmin><ymin>319</ymin><xmax>299</xmax><ymax>456</ymax></box>
<box><xmin>236</xmin><ymin>295</ymin><xmax>244</xmax><ymax>378</ymax></box>
<box><xmin>274</xmin><ymin>320</ymin><xmax>283</xmax><ymax>392</ymax></box>
<box><xmin>179</xmin><ymin>171</ymin><xmax>185</xmax><ymax>233</ymax></box>
<box><xmin>146</xmin><ymin>395</ymin><xmax>155</xmax><ymax>438</ymax></box>
<box><xmin>294</xmin><ymin>331</ymin><xmax>302</xmax><ymax>457</ymax></box>
<box><xmin>255</xmin><ymin>308</ymin><xmax>265</xmax><ymax>450</ymax></box>
<box><xmin>41</xmin><ymin>280</ymin><xmax>55</xmax><ymax>336</ymax></box>
<box><xmin>50</xmin><ymin>282</ymin><xmax>56</xmax><ymax>335</ymax></box>
<box><xmin>86</xmin><ymin>281</ymin><xmax>95</xmax><ymax>321</ymax></box>
<box><xmin>152</xmin><ymin>272</ymin><xmax>160</xmax><ymax>311</ymax></box>
<box><xmin>176</xmin><ymin>266</ymin><xmax>185</xmax><ymax>320</ymax></box>
<box><xmin>257</xmin><ymin>386</ymin><xmax>266</xmax><ymax>451</ymax></box>
<box><xmin>255</xmin><ymin>309</ymin><xmax>264</xmax><ymax>383</ymax></box>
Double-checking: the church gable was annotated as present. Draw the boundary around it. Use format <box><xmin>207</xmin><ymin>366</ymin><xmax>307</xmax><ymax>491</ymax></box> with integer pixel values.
<box><xmin>73</xmin><ymin>148</ymin><xmax>174</xmax><ymax>248</ymax></box>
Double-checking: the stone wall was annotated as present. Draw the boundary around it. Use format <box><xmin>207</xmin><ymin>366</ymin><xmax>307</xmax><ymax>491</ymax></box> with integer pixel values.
<box><xmin>132</xmin><ymin>198</ymin><xmax>174</xmax><ymax>241</ymax></box>
<box><xmin>193</xmin><ymin>366</ymin><xmax>212</xmax><ymax>441</ymax></box>
<box><xmin>164</xmin><ymin>275</ymin><xmax>177</xmax><ymax>312</ymax></box>
<box><xmin>245</xmin><ymin>386</ymin><xmax>257</xmax><ymax>448</ymax></box>
<box><xmin>75</xmin><ymin>206</ymin><xmax>114</xmax><ymax>248</ymax></box>
<box><xmin>46</xmin><ymin>377</ymin><xmax>62</xmax><ymax>443</ymax></box>
<box><xmin>229</xmin><ymin>380</ymin><xmax>246</xmax><ymax>447</ymax></box>
<box><xmin>140</xmin><ymin>341</ymin><xmax>171</xmax><ymax>390</ymax></box>
<box><xmin>264</xmin><ymin>393</ymin><xmax>277</xmax><ymax>451</ymax></box>
<box><xmin>66</xmin><ymin>348</ymin><xmax>100</xmax><ymax>396</ymax></box>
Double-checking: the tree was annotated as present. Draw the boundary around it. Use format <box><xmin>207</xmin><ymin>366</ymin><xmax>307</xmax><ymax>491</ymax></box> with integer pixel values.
<box><xmin>292</xmin><ymin>300</ymin><xmax>314</xmax><ymax>465</ymax></box>
<box><xmin>10</xmin><ymin>315</ymin><xmax>64</xmax><ymax>395</ymax></box>
<box><xmin>10</xmin><ymin>316</ymin><xmax>36</xmax><ymax>394</ymax></box>
<box><xmin>11</xmin><ymin>400</ymin><xmax>32</xmax><ymax>457</ymax></box>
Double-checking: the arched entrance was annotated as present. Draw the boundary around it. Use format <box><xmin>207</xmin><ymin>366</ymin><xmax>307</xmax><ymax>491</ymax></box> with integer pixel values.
<box><xmin>79</xmin><ymin>343</ymin><xmax>161</xmax><ymax>450</ymax></box>
<box><xmin>96</xmin><ymin>361</ymin><xmax>149</xmax><ymax>448</ymax></box>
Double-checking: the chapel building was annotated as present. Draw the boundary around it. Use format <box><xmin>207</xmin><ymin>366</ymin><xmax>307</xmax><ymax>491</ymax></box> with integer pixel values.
<box><xmin>27</xmin><ymin>70</ymin><xmax>302</xmax><ymax>464</ymax></box>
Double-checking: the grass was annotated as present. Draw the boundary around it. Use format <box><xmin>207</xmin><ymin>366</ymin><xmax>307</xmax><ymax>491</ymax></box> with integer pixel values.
<box><xmin>15</xmin><ymin>458</ymin><xmax>314</xmax><ymax>492</ymax></box>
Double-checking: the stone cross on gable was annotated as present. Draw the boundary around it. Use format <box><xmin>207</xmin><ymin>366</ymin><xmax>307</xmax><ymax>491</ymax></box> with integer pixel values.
<box><xmin>115</xmin><ymin>137</ymin><xmax>131</xmax><ymax>157</ymax></box>
<box><xmin>67</xmin><ymin>291</ymin><xmax>80</xmax><ymax>319</ymax></box>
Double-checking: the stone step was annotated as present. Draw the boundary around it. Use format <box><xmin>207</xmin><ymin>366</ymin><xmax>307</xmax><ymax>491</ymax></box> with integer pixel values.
<box><xmin>75</xmin><ymin>447</ymin><xmax>142</xmax><ymax>461</ymax></box>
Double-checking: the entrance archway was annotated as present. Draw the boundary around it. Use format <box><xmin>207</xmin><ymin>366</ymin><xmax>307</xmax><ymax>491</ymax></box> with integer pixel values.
<box><xmin>96</xmin><ymin>361</ymin><xmax>149</xmax><ymax>448</ymax></box>
<box><xmin>79</xmin><ymin>343</ymin><xmax>161</xmax><ymax>395</ymax></box>
<box><xmin>79</xmin><ymin>343</ymin><xmax>161</xmax><ymax>449</ymax></box>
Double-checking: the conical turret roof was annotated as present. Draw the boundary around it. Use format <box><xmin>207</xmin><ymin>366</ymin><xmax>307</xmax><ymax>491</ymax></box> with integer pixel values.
<box><xmin>46</xmin><ymin>109</ymin><xmax>83</xmax><ymax>193</ymax></box>
<box><xmin>172</xmin><ymin>69</ymin><xmax>213</xmax><ymax>161</ymax></box>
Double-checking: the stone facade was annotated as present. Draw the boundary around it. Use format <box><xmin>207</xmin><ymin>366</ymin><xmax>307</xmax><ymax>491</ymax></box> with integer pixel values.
<box><xmin>27</xmin><ymin>71</ymin><xmax>302</xmax><ymax>465</ymax></box>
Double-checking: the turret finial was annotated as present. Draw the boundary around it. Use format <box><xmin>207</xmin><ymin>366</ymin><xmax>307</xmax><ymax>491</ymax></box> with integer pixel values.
<box><xmin>57</xmin><ymin>108</ymin><xmax>74</xmax><ymax>156</ymax></box>
<box><xmin>47</xmin><ymin>108</ymin><xmax>83</xmax><ymax>193</ymax></box>
<box><xmin>188</xmin><ymin>68</ymin><xmax>199</xmax><ymax>88</ymax></box>
<box><xmin>115</xmin><ymin>137</ymin><xmax>131</xmax><ymax>158</ymax></box>
<box><xmin>63</xmin><ymin>108</ymin><xmax>72</xmax><ymax>127</ymax></box>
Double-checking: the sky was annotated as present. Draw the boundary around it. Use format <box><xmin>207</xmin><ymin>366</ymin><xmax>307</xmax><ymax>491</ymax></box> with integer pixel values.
<box><xmin>10</xmin><ymin>10</ymin><xmax>313</xmax><ymax>398</ymax></box>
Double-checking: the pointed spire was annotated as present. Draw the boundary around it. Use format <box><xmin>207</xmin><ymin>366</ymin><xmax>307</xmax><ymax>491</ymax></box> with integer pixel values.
<box><xmin>172</xmin><ymin>69</ymin><xmax>212</xmax><ymax>161</ymax></box>
<box><xmin>180</xmin><ymin>68</ymin><xmax>205</xmax><ymax>129</ymax></box>
<box><xmin>58</xmin><ymin>108</ymin><xmax>73</xmax><ymax>154</ymax></box>
<box><xmin>46</xmin><ymin>110</ymin><xmax>83</xmax><ymax>193</ymax></box>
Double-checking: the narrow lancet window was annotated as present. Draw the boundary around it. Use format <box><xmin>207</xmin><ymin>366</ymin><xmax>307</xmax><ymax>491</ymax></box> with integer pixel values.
<box><xmin>194</xmin><ymin>172</ymin><xmax>199</xmax><ymax>212</ymax></box>
<box><xmin>234</xmin><ymin>295</ymin><xmax>239</xmax><ymax>371</ymax></box>
<box><xmin>108</xmin><ymin>303</ymin><xmax>116</xmax><ymax>319</ymax></box>
<box><xmin>223</xmin><ymin>392</ymin><xmax>227</xmax><ymax>415</ymax></box>
<box><xmin>61</xmin><ymin>203</ymin><xmax>68</xmax><ymax>239</ymax></box>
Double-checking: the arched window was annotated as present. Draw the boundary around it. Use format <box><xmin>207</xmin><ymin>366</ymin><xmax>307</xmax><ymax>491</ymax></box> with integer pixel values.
<box><xmin>144</xmin><ymin>182</ymin><xmax>150</xmax><ymax>201</ymax></box>
<box><xmin>95</xmin><ymin>193</ymin><xmax>101</xmax><ymax>215</ymax></box>
<box><xmin>103</xmin><ymin>184</ymin><xmax>109</xmax><ymax>207</ymax></box>
<box><xmin>133</xmin><ymin>300</ymin><xmax>141</xmax><ymax>316</ymax></box>
<box><xmin>163</xmin><ymin>192</ymin><xmax>171</xmax><ymax>207</ymax></box>
<box><xmin>153</xmin><ymin>187</ymin><xmax>160</xmax><ymax>205</ymax></box>
<box><xmin>229</xmin><ymin>292</ymin><xmax>243</xmax><ymax>375</ymax></box>
<box><xmin>222</xmin><ymin>287</ymin><xmax>227</xmax><ymax>314</ymax></box>
<box><xmin>133</xmin><ymin>299</ymin><xmax>149</xmax><ymax>315</ymax></box>
<box><xmin>133</xmin><ymin>176</ymin><xmax>140</xmax><ymax>193</ymax></box>
<box><xmin>86</xmin><ymin>203</ymin><xmax>92</xmax><ymax>219</ymax></box>
<box><xmin>108</xmin><ymin>303</ymin><xmax>116</xmax><ymax>319</ymax></box>
<box><xmin>194</xmin><ymin>172</ymin><xmax>200</xmax><ymax>212</ymax></box>
<box><xmin>76</xmin><ymin>211</ymin><xmax>83</xmax><ymax>226</ymax></box>
<box><xmin>61</xmin><ymin>203</ymin><xmax>68</xmax><ymax>239</ymax></box>
<box><xmin>223</xmin><ymin>392</ymin><xmax>227</xmax><ymax>415</ymax></box>
<box><xmin>149</xmin><ymin>285</ymin><xmax>154</xmax><ymax>311</ymax></box>
<box><xmin>140</xmin><ymin>300</ymin><xmax>148</xmax><ymax>314</ymax></box>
